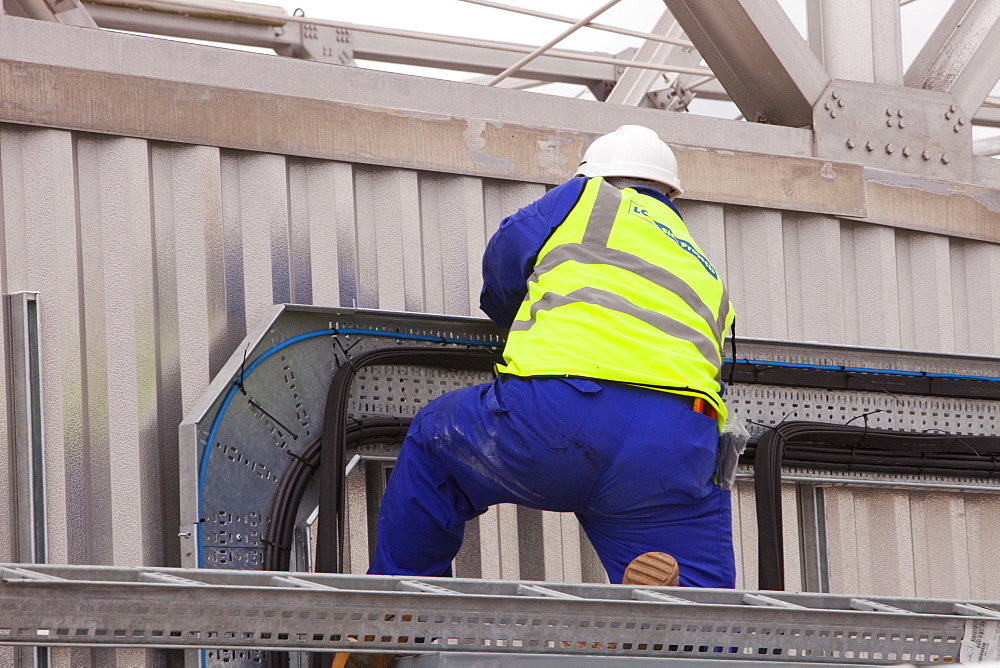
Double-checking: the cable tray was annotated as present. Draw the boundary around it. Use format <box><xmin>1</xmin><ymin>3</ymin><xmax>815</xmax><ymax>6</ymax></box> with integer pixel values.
<box><xmin>2</xmin><ymin>563</ymin><xmax>998</xmax><ymax>664</ymax></box>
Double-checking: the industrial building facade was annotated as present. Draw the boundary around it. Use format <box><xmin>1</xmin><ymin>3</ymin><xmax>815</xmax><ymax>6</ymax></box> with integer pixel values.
<box><xmin>1</xmin><ymin>2</ymin><xmax>1000</xmax><ymax>664</ymax></box>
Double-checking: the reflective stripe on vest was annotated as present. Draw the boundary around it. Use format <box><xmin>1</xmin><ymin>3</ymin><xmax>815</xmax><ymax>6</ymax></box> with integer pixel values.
<box><xmin>499</xmin><ymin>177</ymin><xmax>734</xmax><ymax>421</ymax></box>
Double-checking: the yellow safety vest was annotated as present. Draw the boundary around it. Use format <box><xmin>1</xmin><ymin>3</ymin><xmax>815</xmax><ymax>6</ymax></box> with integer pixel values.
<box><xmin>498</xmin><ymin>177</ymin><xmax>735</xmax><ymax>428</ymax></box>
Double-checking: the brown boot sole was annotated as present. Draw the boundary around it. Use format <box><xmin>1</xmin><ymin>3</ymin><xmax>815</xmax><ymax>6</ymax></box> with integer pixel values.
<box><xmin>623</xmin><ymin>551</ymin><xmax>680</xmax><ymax>586</ymax></box>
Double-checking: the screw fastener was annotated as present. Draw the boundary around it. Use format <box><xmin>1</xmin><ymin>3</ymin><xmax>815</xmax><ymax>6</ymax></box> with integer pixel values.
<box><xmin>846</xmin><ymin>138</ymin><xmax>856</xmax><ymax>149</ymax></box>
<box><xmin>887</xmin><ymin>119</ymin><xmax>895</xmax><ymax>127</ymax></box>
<box><xmin>886</xmin><ymin>143</ymin><xmax>895</xmax><ymax>154</ymax></box>
<box><xmin>922</xmin><ymin>150</ymin><xmax>931</xmax><ymax>161</ymax></box>
<box><xmin>954</xmin><ymin>124</ymin><xmax>962</xmax><ymax>132</ymax></box>
<box><xmin>832</xmin><ymin>91</ymin><xmax>840</xmax><ymax>99</ymax></box>
<box><xmin>866</xmin><ymin>141</ymin><xmax>875</xmax><ymax>152</ymax></box>
<box><xmin>945</xmin><ymin>111</ymin><xmax>953</xmax><ymax>120</ymax></box>
<box><xmin>886</xmin><ymin>109</ymin><xmax>893</xmax><ymax>116</ymax></box>
<box><xmin>899</xmin><ymin>120</ymin><xmax>905</xmax><ymax>129</ymax></box>
<box><xmin>902</xmin><ymin>147</ymin><xmax>911</xmax><ymax>158</ymax></box>
<box><xmin>837</xmin><ymin>99</ymin><xmax>845</xmax><ymax>107</ymax></box>
<box><xmin>941</xmin><ymin>153</ymin><xmax>951</xmax><ymax>164</ymax></box>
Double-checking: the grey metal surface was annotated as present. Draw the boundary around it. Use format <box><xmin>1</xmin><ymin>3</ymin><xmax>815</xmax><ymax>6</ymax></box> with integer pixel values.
<box><xmin>0</xmin><ymin>16</ymin><xmax>815</xmax><ymax>159</ymax></box>
<box><xmin>663</xmin><ymin>0</ymin><xmax>830</xmax><ymax>128</ymax></box>
<box><xmin>811</xmin><ymin>80</ymin><xmax>975</xmax><ymax>183</ymax></box>
<box><xmin>385</xmin><ymin>653</ymin><xmax>884</xmax><ymax>667</ymax></box>
<box><xmin>180</xmin><ymin>305</ymin><xmax>1000</xmax><ymax>602</ymax></box>
<box><xmin>904</xmin><ymin>0</ymin><xmax>1000</xmax><ymax>118</ymax></box>
<box><xmin>808</xmin><ymin>0</ymin><xmax>902</xmax><ymax>85</ymax></box>
<box><xmin>605</xmin><ymin>10</ymin><xmax>691</xmax><ymax>108</ymax></box>
<box><xmin>2</xmin><ymin>562</ymin><xmax>997</xmax><ymax>664</ymax></box>
<box><xmin>6</xmin><ymin>292</ymin><xmax>46</xmax><ymax>566</ymax></box>
<box><xmin>178</xmin><ymin>305</ymin><xmax>503</xmax><ymax>569</ymax></box>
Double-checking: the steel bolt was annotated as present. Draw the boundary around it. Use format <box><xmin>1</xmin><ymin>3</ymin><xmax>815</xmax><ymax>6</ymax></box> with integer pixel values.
<box><xmin>950</xmin><ymin>104</ymin><xmax>958</xmax><ymax>113</ymax></box>
<box><xmin>954</xmin><ymin>124</ymin><xmax>962</xmax><ymax>133</ymax></box>
<box><xmin>832</xmin><ymin>90</ymin><xmax>840</xmax><ymax>99</ymax></box>
<box><xmin>886</xmin><ymin>109</ymin><xmax>894</xmax><ymax>116</ymax></box>
<box><xmin>866</xmin><ymin>141</ymin><xmax>875</xmax><ymax>152</ymax></box>
<box><xmin>958</xmin><ymin>117</ymin><xmax>966</xmax><ymax>126</ymax></box>
<box><xmin>885</xmin><ymin>143</ymin><xmax>895</xmax><ymax>154</ymax></box>
<box><xmin>887</xmin><ymin>119</ymin><xmax>895</xmax><ymax>127</ymax></box>
<box><xmin>902</xmin><ymin>147</ymin><xmax>911</xmax><ymax>158</ymax></box>
<box><xmin>922</xmin><ymin>150</ymin><xmax>931</xmax><ymax>161</ymax></box>
<box><xmin>837</xmin><ymin>99</ymin><xmax>845</xmax><ymax>107</ymax></box>
<box><xmin>830</xmin><ymin>111</ymin><xmax>837</xmax><ymax>118</ymax></box>
<box><xmin>846</xmin><ymin>138</ymin><xmax>856</xmax><ymax>149</ymax></box>
<box><xmin>941</xmin><ymin>153</ymin><xmax>951</xmax><ymax>164</ymax></box>
<box><xmin>825</xmin><ymin>102</ymin><xmax>832</xmax><ymax>110</ymax></box>
<box><xmin>899</xmin><ymin>120</ymin><xmax>906</xmax><ymax>129</ymax></box>
<box><xmin>897</xmin><ymin>110</ymin><xmax>904</xmax><ymax>118</ymax></box>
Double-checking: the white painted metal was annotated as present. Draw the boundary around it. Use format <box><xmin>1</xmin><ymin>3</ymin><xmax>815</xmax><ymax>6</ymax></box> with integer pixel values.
<box><xmin>905</xmin><ymin>0</ymin><xmax>1000</xmax><ymax>117</ymax></box>
<box><xmin>975</xmin><ymin>135</ymin><xmax>1000</xmax><ymax>156</ymax></box>
<box><xmin>809</xmin><ymin>0</ymin><xmax>902</xmax><ymax>85</ymax></box>
<box><xmin>605</xmin><ymin>9</ymin><xmax>696</xmax><ymax>108</ymax></box>
<box><xmin>663</xmin><ymin>0</ymin><xmax>831</xmax><ymax>127</ymax></box>
<box><xmin>486</xmin><ymin>0</ymin><xmax>623</xmax><ymax>87</ymax></box>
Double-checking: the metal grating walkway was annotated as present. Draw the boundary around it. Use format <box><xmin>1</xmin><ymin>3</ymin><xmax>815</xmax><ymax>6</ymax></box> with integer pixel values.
<box><xmin>2</xmin><ymin>564</ymin><xmax>1000</xmax><ymax>664</ymax></box>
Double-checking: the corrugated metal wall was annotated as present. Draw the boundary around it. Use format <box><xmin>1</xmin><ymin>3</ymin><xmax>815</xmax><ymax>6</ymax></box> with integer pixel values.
<box><xmin>4</xmin><ymin>124</ymin><xmax>1000</xmax><ymax>591</ymax></box>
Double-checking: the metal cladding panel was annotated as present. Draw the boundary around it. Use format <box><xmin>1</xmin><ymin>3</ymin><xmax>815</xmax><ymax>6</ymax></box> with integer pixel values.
<box><xmin>824</xmin><ymin>488</ymin><xmax>1000</xmax><ymax>600</ymax></box>
<box><xmin>2</xmin><ymin>122</ymin><xmax>1000</xmax><ymax>590</ymax></box>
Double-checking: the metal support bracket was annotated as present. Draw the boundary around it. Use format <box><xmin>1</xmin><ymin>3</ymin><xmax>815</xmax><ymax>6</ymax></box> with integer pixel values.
<box><xmin>6</xmin><ymin>292</ymin><xmax>47</xmax><ymax>567</ymax></box>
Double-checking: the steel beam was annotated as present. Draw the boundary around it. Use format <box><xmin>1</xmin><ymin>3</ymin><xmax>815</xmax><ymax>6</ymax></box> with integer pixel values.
<box><xmin>10</xmin><ymin>0</ymin><xmax>95</xmax><ymax>25</ymax></box>
<box><xmin>83</xmin><ymin>2</ymin><xmax>294</xmax><ymax>48</ymax></box>
<box><xmin>806</xmin><ymin>0</ymin><xmax>902</xmax><ymax>84</ymax></box>
<box><xmin>662</xmin><ymin>0</ymin><xmax>830</xmax><ymax>127</ymax></box>
<box><xmin>606</xmin><ymin>9</ymin><xmax>700</xmax><ymax>108</ymax></box>
<box><xmin>905</xmin><ymin>0</ymin><xmax>1000</xmax><ymax>117</ymax></box>
<box><xmin>974</xmin><ymin>135</ymin><xmax>1000</xmax><ymax>157</ymax></box>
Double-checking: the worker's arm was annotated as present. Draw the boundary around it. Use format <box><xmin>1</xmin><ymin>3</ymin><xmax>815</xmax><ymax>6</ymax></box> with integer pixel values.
<box><xmin>480</xmin><ymin>177</ymin><xmax>588</xmax><ymax>328</ymax></box>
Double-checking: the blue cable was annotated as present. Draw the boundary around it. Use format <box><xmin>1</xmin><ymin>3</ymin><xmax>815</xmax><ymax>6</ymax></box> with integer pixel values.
<box><xmin>724</xmin><ymin>358</ymin><xmax>1000</xmax><ymax>384</ymax></box>
<box><xmin>197</xmin><ymin>328</ymin><xmax>500</xmax><ymax>567</ymax></box>
<box><xmin>197</xmin><ymin>338</ymin><xmax>1000</xmax><ymax>566</ymax></box>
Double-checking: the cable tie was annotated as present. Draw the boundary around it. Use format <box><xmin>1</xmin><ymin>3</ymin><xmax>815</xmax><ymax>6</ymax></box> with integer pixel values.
<box><xmin>286</xmin><ymin>450</ymin><xmax>316</xmax><ymax>470</ymax></box>
<box><xmin>261</xmin><ymin>536</ymin><xmax>290</xmax><ymax>552</ymax></box>
<box><xmin>246</xmin><ymin>397</ymin><xmax>299</xmax><ymax>440</ymax></box>
<box><xmin>237</xmin><ymin>342</ymin><xmax>250</xmax><ymax>396</ymax></box>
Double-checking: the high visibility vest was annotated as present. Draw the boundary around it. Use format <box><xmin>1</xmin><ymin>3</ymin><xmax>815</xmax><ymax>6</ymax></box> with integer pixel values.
<box><xmin>498</xmin><ymin>177</ymin><xmax>735</xmax><ymax>428</ymax></box>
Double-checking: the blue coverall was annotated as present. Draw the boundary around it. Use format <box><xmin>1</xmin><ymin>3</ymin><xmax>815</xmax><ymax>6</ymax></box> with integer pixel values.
<box><xmin>368</xmin><ymin>178</ymin><xmax>736</xmax><ymax>588</ymax></box>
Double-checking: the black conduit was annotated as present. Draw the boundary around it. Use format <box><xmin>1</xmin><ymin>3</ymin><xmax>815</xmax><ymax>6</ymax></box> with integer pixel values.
<box><xmin>316</xmin><ymin>347</ymin><xmax>502</xmax><ymax>574</ymax></box>
<box><xmin>751</xmin><ymin>422</ymin><xmax>1000</xmax><ymax>590</ymax></box>
<box><xmin>263</xmin><ymin>417</ymin><xmax>413</xmax><ymax>572</ymax></box>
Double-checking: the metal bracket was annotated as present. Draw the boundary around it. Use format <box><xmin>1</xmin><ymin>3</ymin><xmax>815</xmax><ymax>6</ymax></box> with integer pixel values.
<box><xmin>813</xmin><ymin>80</ymin><xmax>974</xmax><ymax>182</ymax></box>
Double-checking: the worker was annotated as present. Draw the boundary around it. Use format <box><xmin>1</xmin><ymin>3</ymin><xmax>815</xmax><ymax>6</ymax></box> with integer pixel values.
<box><xmin>368</xmin><ymin>124</ymin><xmax>736</xmax><ymax>588</ymax></box>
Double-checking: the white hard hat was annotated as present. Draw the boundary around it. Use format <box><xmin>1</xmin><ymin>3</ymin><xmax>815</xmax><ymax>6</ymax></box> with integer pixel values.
<box><xmin>575</xmin><ymin>125</ymin><xmax>683</xmax><ymax>199</ymax></box>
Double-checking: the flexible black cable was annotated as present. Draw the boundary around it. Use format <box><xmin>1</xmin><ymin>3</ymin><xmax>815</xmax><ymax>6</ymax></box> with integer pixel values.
<box><xmin>263</xmin><ymin>417</ymin><xmax>412</xmax><ymax>668</ymax></box>
<box><xmin>264</xmin><ymin>417</ymin><xmax>414</xmax><ymax>571</ymax></box>
<box><xmin>316</xmin><ymin>346</ymin><xmax>502</xmax><ymax>575</ymax></box>
<box><xmin>753</xmin><ymin>421</ymin><xmax>1000</xmax><ymax>591</ymax></box>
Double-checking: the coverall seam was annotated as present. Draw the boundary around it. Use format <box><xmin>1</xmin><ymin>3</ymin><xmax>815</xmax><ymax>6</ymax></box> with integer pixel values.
<box><xmin>581</xmin><ymin>390</ymin><xmax>641</xmax><ymax>508</ymax></box>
